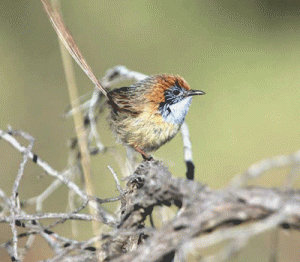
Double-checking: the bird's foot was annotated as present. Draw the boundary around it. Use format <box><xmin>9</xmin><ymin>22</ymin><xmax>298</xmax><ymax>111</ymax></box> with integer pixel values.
<box><xmin>135</xmin><ymin>147</ymin><xmax>154</xmax><ymax>161</ymax></box>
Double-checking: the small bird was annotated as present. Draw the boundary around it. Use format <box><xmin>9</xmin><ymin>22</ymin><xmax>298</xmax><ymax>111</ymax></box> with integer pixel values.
<box><xmin>42</xmin><ymin>0</ymin><xmax>205</xmax><ymax>159</ymax></box>
<box><xmin>107</xmin><ymin>75</ymin><xmax>204</xmax><ymax>159</ymax></box>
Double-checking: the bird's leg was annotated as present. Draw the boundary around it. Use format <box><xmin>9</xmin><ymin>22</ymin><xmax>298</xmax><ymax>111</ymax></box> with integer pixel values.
<box><xmin>134</xmin><ymin>147</ymin><xmax>153</xmax><ymax>161</ymax></box>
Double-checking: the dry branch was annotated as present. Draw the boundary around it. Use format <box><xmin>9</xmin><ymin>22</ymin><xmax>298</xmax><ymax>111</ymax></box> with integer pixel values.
<box><xmin>1</xmin><ymin>129</ymin><xmax>300</xmax><ymax>262</ymax></box>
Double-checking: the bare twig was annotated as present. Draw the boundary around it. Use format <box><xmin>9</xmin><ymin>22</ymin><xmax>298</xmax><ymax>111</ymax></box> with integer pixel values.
<box><xmin>9</xmin><ymin>130</ymin><xmax>34</xmax><ymax>261</ymax></box>
<box><xmin>180</xmin><ymin>121</ymin><xmax>195</xmax><ymax>180</ymax></box>
<box><xmin>107</xmin><ymin>166</ymin><xmax>123</xmax><ymax>195</ymax></box>
<box><xmin>230</xmin><ymin>150</ymin><xmax>300</xmax><ymax>188</ymax></box>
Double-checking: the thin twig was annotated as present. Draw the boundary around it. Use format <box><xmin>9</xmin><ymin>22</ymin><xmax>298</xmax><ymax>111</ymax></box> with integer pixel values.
<box><xmin>107</xmin><ymin>166</ymin><xmax>123</xmax><ymax>194</ymax></box>
<box><xmin>9</xmin><ymin>130</ymin><xmax>34</xmax><ymax>261</ymax></box>
<box><xmin>51</xmin><ymin>0</ymin><xmax>101</xmax><ymax>241</ymax></box>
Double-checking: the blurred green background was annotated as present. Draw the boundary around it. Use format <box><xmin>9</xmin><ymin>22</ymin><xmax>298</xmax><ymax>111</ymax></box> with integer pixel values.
<box><xmin>1</xmin><ymin>0</ymin><xmax>300</xmax><ymax>261</ymax></box>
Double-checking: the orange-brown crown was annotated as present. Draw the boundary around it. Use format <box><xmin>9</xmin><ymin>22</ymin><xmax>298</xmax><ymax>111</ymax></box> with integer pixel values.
<box><xmin>146</xmin><ymin>75</ymin><xmax>190</xmax><ymax>104</ymax></box>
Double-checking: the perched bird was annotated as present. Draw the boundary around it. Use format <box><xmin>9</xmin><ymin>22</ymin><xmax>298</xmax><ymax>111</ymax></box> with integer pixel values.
<box><xmin>107</xmin><ymin>75</ymin><xmax>204</xmax><ymax>159</ymax></box>
<box><xmin>42</xmin><ymin>0</ymin><xmax>205</xmax><ymax>159</ymax></box>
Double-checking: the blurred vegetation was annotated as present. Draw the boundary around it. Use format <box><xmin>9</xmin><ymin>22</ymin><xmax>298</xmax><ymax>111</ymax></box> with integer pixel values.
<box><xmin>0</xmin><ymin>0</ymin><xmax>300</xmax><ymax>261</ymax></box>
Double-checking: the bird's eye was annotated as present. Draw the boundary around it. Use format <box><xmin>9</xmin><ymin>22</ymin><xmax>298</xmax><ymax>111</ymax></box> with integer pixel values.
<box><xmin>173</xmin><ymin>90</ymin><xmax>180</xmax><ymax>96</ymax></box>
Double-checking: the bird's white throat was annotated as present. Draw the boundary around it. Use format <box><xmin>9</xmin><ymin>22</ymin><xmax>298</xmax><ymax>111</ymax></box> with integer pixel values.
<box><xmin>162</xmin><ymin>97</ymin><xmax>192</xmax><ymax>124</ymax></box>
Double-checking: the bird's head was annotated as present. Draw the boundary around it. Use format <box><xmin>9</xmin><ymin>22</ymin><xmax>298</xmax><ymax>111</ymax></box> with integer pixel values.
<box><xmin>145</xmin><ymin>75</ymin><xmax>205</xmax><ymax>125</ymax></box>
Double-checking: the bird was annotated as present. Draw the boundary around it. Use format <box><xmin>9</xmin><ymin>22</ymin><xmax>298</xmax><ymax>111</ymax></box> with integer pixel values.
<box><xmin>41</xmin><ymin>0</ymin><xmax>205</xmax><ymax>160</ymax></box>
<box><xmin>107</xmin><ymin>75</ymin><xmax>204</xmax><ymax>159</ymax></box>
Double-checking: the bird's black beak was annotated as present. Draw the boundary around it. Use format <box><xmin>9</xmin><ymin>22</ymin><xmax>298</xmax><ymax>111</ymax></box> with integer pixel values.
<box><xmin>188</xmin><ymin>90</ymin><xmax>205</xmax><ymax>96</ymax></box>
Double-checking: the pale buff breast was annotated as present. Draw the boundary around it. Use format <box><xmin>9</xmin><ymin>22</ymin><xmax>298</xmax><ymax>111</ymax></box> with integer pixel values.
<box><xmin>114</xmin><ymin>111</ymin><xmax>180</xmax><ymax>152</ymax></box>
